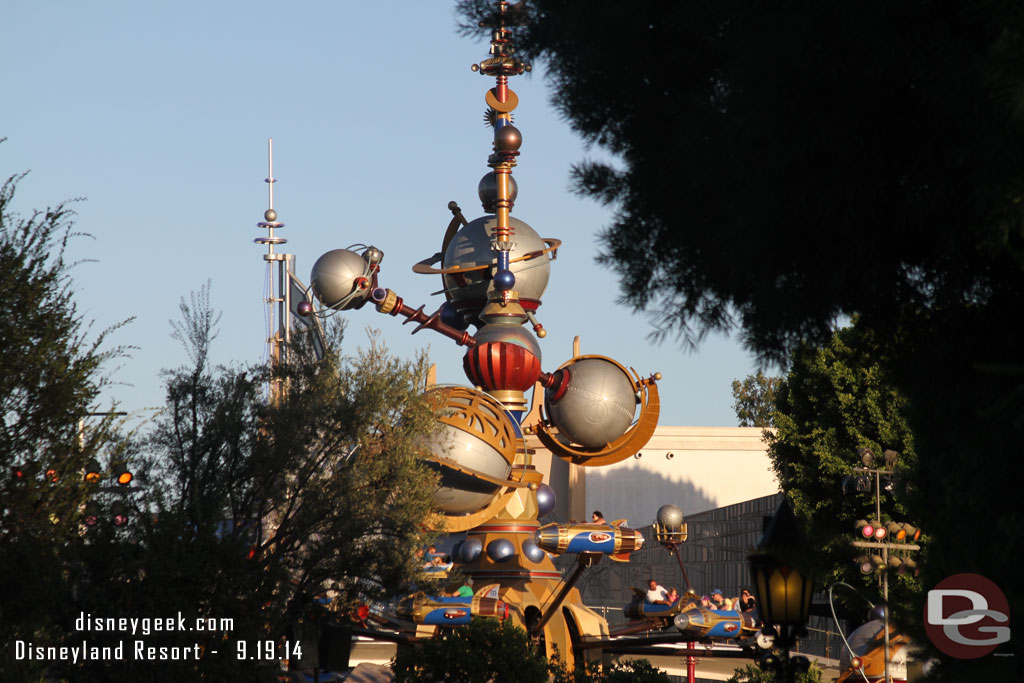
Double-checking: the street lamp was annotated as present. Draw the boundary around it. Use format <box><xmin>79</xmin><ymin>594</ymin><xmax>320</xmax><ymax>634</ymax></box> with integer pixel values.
<box><xmin>748</xmin><ymin>498</ymin><xmax>815</xmax><ymax>682</ymax></box>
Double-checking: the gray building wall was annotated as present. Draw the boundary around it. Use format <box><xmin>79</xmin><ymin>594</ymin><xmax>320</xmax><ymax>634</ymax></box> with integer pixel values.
<box><xmin>550</xmin><ymin>493</ymin><xmax>843</xmax><ymax>659</ymax></box>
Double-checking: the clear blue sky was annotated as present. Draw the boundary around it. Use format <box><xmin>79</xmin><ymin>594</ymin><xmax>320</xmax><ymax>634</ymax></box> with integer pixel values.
<box><xmin>2</xmin><ymin>1</ymin><xmax>765</xmax><ymax>427</ymax></box>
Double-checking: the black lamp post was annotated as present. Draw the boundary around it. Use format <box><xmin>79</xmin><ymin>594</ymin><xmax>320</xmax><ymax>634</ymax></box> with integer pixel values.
<box><xmin>748</xmin><ymin>498</ymin><xmax>815</xmax><ymax>682</ymax></box>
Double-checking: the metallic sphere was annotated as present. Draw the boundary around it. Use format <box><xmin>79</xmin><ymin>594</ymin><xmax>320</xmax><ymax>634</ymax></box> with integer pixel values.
<box><xmin>477</xmin><ymin>172</ymin><xmax>518</xmax><ymax>212</ymax></box>
<box><xmin>545</xmin><ymin>357</ymin><xmax>638</xmax><ymax>448</ymax></box>
<box><xmin>449</xmin><ymin>541</ymin><xmax>463</xmax><ymax>560</ymax></box>
<box><xmin>296</xmin><ymin>300</ymin><xmax>313</xmax><ymax>317</ymax></box>
<box><xmin>442</xmin><ymin>215</ymin><xmax>550</xmax><ymax>324</ymax></box>
<box><xmin>521</xmin><ymin>539</ymin><xmax>545</xmax><ymax>564</ymax></box>
<box><xmin>656</xmin><ymin>504</ymin><xmax>684</xmax><ymax>530</ymax></box>
<box><xmin>421</xmin><ymin>387</ymin><xmax>516</xmax><ymax>516</ymax></box>
<box><xmin>439</xmin><ymin>301</ymin><xmax>468</xmax><ymax>330</ymax></box>
<box><xmin>464</xmin><ymin>325</ymin><xmax>543</xmax><ymax>392</ymax></box>
<box><xmin>486</xmin><ymin>538</ymin><xmax>516</xmax><ymax>563</ymax></box>
<box><xmin>473</xmin><ymin>323</ymin><xmax>541</xmax><ymax>357</ymax></box>
<box><xmin>459</xmin><ymin>538</ymin><xmax>483</xmax><ymax>563</ymax></box>
<box><xmin>493</xmin><ymin>269</ymin><xmax>516</xmax><ymax>291</ymax></box>
<box><xmin>264</xmin><ymin>209</ymin><xmax>277</xmax><ymax>222</ymax></box>
<box><xmin>535</xmin><ymin>483</ymin><xmax>556</xmax><ymax>517</ymax></box>
<box><xmin>494</xmin><ymin>124</ymin><xmax>522</xmax><ymax>152</ymax></box>
<box><xmin>310</xmin><ymin>249</ymin><xmax>373</xmax><ymax>310</ymax></box>
<box><xmin>868</xmin><ymin>603</ymin><xmax>888</xmax><ymax>622</ymax></box>
<box><xmin>363</xmin><ymin>245</ymin><xmax>384</xmax><ymax>265</ymax></box>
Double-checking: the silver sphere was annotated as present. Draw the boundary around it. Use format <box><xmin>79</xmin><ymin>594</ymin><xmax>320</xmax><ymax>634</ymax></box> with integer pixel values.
<box><xmin>521</xmin><ymin>539</ymin><xmax>545</xmax><ymax>564</ymax></box>
<box><xmin>656</xmin><ymin>504</ymin><xmax>684</xmax><ymax>531</ymax></box>
<box><xmin>535</xmin><ymin>483</ymin><xmax>556</xmax><ymax>517</ymax></box>
<box><xmin>478</xmin><ymin>172</ymin><xmax>518</xmax><ymax>212</ymax></box>
<box><xmin>264</xmin><ymin>209</ymin><xmax>277</xmax><ymax>222</ymax></box>
<box><xmin>421</xmin><ymin>388</ymin><xmax>515</xmax><ymax>516</ymax></box>
<box><xmin>425</xmin><ymin>422</ymin><xmax>511</xmax><ymax>515</ymax></box>
<box><xmin>486</xmin><ymin>538</ymin><xmax>516</xmax><ymax>562</ymax></box>
<box><xmin>309</xmin><ymin>249</ymin><xmax>372</xmax><ymax>310</ymax></box>
<box><xmin>363</xmin><ymin>245</ymin><xmax>383</xmax><ymax>265</ymax></box>
<box><xmin>459</xmin><ymin>538</ymin><xmax>483</xmax><ymax>563</ymax></box>
<box><xmin>546</xmin><ymin>358</ymin><xmax>637</xmax><ymax>448</ymax></box>
<box><xmin>442</xmin><ymin>215</ymin><xmax>550</xmax><ymax>323</ymax></box>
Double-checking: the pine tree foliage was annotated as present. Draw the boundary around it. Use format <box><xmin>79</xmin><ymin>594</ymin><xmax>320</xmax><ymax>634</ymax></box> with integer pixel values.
<box><xmin>456</xmin><ymin>5</ymin><xmax>1024</xmax><ymax>676</ymax></box>
<box><xmin>457</xmin><ymin>1</ymin><xmax>1024</xmax><ymax>361</ymax></box>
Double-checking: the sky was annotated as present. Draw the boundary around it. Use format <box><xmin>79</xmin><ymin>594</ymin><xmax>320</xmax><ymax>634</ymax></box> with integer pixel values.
<box><xmin>2</xmin><ymin>1</ymin><xmax>766</xmax><ymax>428</ymax></box>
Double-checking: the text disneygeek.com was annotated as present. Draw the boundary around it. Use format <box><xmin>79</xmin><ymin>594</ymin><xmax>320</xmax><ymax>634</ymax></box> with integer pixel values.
<box><xmin>13</xmin><ymin>611</ymin><xmax>235</xmax><ymax>663</ymax></box>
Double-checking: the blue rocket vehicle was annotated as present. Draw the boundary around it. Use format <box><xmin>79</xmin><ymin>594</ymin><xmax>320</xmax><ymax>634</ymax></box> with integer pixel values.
<box><xmin>620</xmin><ymin>588</ymin><xmax>760</xmax><ymax>644</ymax></box>
<box><xmin>672</xmin><ymin>607</ymin><xmax>760</xmax><ymax>640</ymax></box>
<box><xmin>397</xmin><ymin>584</ymin><xmax>508</xmax><ymax>626</ymax></box>
<box><xmin>534</xmin><ymin>521</ymin><xmax>644</xmax><ymax>562</ymax></box>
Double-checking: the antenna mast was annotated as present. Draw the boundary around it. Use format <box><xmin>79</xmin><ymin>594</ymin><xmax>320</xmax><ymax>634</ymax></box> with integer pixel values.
<box><xmin>254</xmin><ymin>138</ymin><xmax>295</xmax><ymax>401</ymax></box>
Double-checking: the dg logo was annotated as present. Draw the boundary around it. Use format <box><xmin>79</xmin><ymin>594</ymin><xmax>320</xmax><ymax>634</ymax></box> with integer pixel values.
<box><xmin>924</xmin><ymin>573</ymin><xmax>1010</xmax><ymax>659</ymax></box>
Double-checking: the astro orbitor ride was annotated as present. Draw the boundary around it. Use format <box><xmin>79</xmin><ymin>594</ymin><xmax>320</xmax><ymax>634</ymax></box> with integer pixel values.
<box><xmin>296</xmin><ymin>4</ymin><xmax>660</xmax><ymax>668</ymax></box>
<box><xmin>268</xmin><ymin>1</ymin><xmax>761</xmax><ymax>672</ymax></box>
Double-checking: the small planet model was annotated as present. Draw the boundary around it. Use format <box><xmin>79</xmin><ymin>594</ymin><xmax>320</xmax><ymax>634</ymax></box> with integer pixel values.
<box><xmin>442</xmin><ymin>215</ymin><xmax>550</xmax><ymax>325</ymax></box>
<box><xmin>310</xmin><ymin>248</ymin><xmax>373</xmax><ymax>311</ymax></box>
<box><xmin>421</xmin><ymin>387</ymin><xmax>517</xmax><ymax>516</ymax></box>
<box><xmin>546</xmin><ymin>357</ymin><xmax>638</xmax><ymax>448</ymax></box>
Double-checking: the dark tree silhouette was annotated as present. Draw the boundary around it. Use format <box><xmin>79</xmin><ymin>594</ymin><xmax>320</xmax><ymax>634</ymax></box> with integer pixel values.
<box><xmin>456</xmin><ymin>3</ymin><xmax>1024</xmax><ymax>676</ymax></box>
<box><xmin>1</xmin><ymin>166</ymin><xmax>130</xmax><ymax>679</ymax></box>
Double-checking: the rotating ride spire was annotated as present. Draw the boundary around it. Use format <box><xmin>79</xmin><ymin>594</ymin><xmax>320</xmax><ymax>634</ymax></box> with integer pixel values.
<box><xmin>292</xmin><ymin>1</ymin><xmax>678</xmax><ymax>670</ymax></box>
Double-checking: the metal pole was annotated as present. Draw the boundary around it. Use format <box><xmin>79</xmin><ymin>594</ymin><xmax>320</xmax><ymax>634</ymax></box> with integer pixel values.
<box><xmin>875</xmin><ymin>469</ymin><xmax>891</xmax><ymax>683</ymax></box>
<box><xmin>686</xmin><ymin>640</ymin><xmax>696</xmax><ymax>682</ymax></box>
<box><xmin>670</xmin><ymin>544</ymin><xmax>693</xmax><ymax>592</ymax></box>
<box><xmin>783</xmin><ymin>625</ymin><xmax>795</xmax><ymax>683</ymax></box>
<box><xmin>531</xmin><ymin>554</ymin><xmax>592</xmax><ymax>637</ymax></box>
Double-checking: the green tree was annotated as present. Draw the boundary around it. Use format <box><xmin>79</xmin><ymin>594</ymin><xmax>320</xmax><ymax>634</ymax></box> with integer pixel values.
<box><xmin>766</xmin><ymin>322</ymin><xmax>920</xmax><ymax>612</ymax></box>
<box><xmin>727</xmin><ymin>662</ymin><xmax>823</xmax><ymax>683</ymax></box>
<box><xmin>731</xmin><ymin>371</ymin><xmax>782</xmax><ymax>427</ymax></box>
<box><xmin>0</xmin><ymin>167</ymin><xmax>129</xmax><ymax>679</ymax></box>
<box><xmin>551</xmin><ymin>657</ymin><xmax>671</xmax><ymax>683</ymax></box>
<box><xmin>392</xmin><ymin>618</ymin><xmax>550</xmax><ymax>683</ymax></box>
<box><xmin>456</xmin><ymin>4</ymin><xmax>1024</xmax><ymax>676</ymax></box>
<box><xmin>67</xmin><ymin>291</ymin><xmax>441</xmax><ymax>682</ymax></box>
<box><xmin>600</xmin><ymin>659</ymin><xmax>671</xmax><ymax>683</ymax></box>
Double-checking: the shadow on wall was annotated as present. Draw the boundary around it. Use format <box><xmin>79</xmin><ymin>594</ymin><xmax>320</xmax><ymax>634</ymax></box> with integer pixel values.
<box><xmin>585</xmin><ymin>463</ymin><xmax>715</xmax><ymax>528</ymax></box>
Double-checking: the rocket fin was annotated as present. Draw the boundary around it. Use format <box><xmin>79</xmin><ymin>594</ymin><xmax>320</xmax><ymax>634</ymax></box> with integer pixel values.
<box><xmin>475</xmin><ymin>583</ymin><xmax>501</xmax><ymax>599</ymax></box>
